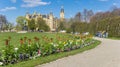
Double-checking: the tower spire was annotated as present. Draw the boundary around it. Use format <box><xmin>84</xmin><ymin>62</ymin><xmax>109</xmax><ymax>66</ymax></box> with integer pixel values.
<box><xmin>60</xmin><ymin>6</ymin><xmax>64</xmax><ymax>21</ymax></box>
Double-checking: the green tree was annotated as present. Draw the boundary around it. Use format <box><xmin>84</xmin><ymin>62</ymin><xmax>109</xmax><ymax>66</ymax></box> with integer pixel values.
<box><xmin>6</xmin><ymin>22</ymin><xmax>14</xmax><ymax>31</ymax></box>
<box><xmin>16</xmin><ymin>16</ymin><xmax>26</xmax><ymax>30</ymax></box>
<box><xmin>58</xmin><ymin>21</ymin><xmax>66</xmax><ymax>31</ymax></box>
<box><xmin>36</xmin><ymin>17</ymin><xmax>50</xmax><ymax>31</ymax></box>
<box><xmin>28</xmin><ymin>19</ymin><xmax>35</xmax><ymax>31</ymax></box>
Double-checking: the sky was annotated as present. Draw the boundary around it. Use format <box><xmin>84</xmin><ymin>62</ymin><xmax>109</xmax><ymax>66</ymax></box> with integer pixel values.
<box><xmin>0</xmin><ymin>0</ymin><xmax>120</xmax><ymax>24</ymax></box>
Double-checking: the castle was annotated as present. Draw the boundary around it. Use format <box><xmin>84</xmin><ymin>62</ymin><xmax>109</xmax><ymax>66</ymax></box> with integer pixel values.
<box><xmin>25</xmin><ymin>7</ymin><xmax>65</xmax><ymax>31</ymax></box>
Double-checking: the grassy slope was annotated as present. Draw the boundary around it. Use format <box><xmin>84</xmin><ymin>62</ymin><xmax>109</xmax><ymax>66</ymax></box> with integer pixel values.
<box><xmin>3</xmin><ymin>40</ymin><xmax>101</xmax><ymax>67</ymax></box>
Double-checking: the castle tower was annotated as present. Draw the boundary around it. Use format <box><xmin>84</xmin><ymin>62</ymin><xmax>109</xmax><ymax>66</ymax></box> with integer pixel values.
<box><xmin>48</xmin><ymin>12</ymin><xmax>54</xmax><ymax>31</ymax></box>
<box><xmin>25</xmin><ymin>11</ymin><xmax>30</xmax><ymax>20</ymax></box>
<box><xmin>60</xmin><ymin>6</ymin><xmax>64</xmax><ymax>21</ymax></box>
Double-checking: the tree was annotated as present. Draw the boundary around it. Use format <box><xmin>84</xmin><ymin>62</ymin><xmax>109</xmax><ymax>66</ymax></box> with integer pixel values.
<box><xmin>28</xmin><ymin>19</ymin><xmax>35</xmax><ymax>31</ymax></box>
<box><xmin>90</xmin><ymin>7</ymin><xmax>120</xmax><ymax>22</ymax></box>
<box><xmin>16</xmin><ymin>16</ymin><xmax>26</xmax><ymax>30</ymax></box>
<box><xmin>58</xmin><ymin>21</ymin><xmax>66</xmax><ymax>31</ymax></box>
<box><xmin>82</xmin><ymin>9</ymin><xmax>94</xmax><ymax>22</ymax></box>
<box><xmin>66</xmin><ymin>7</ymin><xmax>120</xmax><ymax>37</ymax></box>
<box><xmin>74</xmin><ymin>12</ymin><xmax>81</xmax><ymax>22</ymax></box>
<box><xmin>36</xmin><ymin>17</ymin><xmax>50</xmax><ymax>31</ymax></box>
<box><xmin>6</xmin><ymin>22</ymin><xmax>14</xmax><ymax>31</ymax></box>
<box><xmin>83</xmin><ymin>9</ymin><xmax>88</xmax><ymax>22</ymax></box>
<box><xmin>0</xmin><ymin>15</ymin><xmax>8</xmax><ymax>31</ymax></box>
<box><xmin>69</xmin><ymin>22</ymin><xmax>89</xmax><ymax>33</ymax></box>
<box><xmin>71</xmin><ymin>22</ymin><xmax>76</xmax><ymax>33</ymax></box>
<box><xmin>87</xmin><ymin>10</ymin><xmax>94</xmax><ymax>22</ymax></box>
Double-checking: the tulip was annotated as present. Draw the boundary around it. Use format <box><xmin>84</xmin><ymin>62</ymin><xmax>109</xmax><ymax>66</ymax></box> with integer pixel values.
<box><xmin>24</xmin><ymin>37</ymin><xmax>27</xmax><ymax>42</ymax></box>
<box><xmin>50</xmin><ymin>38</ymin><xmax>53</xmax><ymax>42</ymax></box>
<box><xmin>8</xmin><ymin>36</ymin><xmax>11</xmax><ymax>40</ymax></box>
<box><xmin>20</xmin><ymin>38</ymin><xmax>24</xmax><ymax>45</ymax></box>
<box><xmin>36</xmin><ymin>38</ymin><xmax>39</xmax><ymax>42</ymax></box>
<box><xmin>14</xmin><ymin>48</ymin><xmax>18</xmax><ymax>51</ymax></box>
<box><xmin>34</xmin><ymin>37</ymin><xmax>37</xmax><ymax>40</ymax></box>
<box><xmin>28</xmin><ymin>39</ymin><xmax>32</xmax><ymax>44</ymax></box>
<box><xmin>5</xmin><ymin>39</ymin><xmax>9</xmax><ymax>46</ymax></box>
<box><xmin>34</xmin><ymin>37</ymin><xmax>39</xmax><ymax>42</ymax></box>
<box><xmin>0</xmin><ymin>62</ymin><xmax>3</xmax><ymax>66</ymax></box>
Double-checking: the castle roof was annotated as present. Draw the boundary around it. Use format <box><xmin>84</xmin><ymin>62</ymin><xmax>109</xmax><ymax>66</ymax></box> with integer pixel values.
<box><xmin>61</xmin><ymin>6</ymin><xmax>64</xmax><ymax>13</ymax></box>
<box><xmin>42</xmin><ymin>15</ymin><xmax>47</xmax><ymax>18</ymax></box>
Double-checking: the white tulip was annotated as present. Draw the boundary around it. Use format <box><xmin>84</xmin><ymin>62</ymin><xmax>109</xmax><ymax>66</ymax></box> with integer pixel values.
<box><xmin>15</xmin><ymin>48</ymin><xmax>18</xmax><ymax>51</ymax></box>
<box><xmin>0</xmin><ymin>62</ymin><xmax>3</xmax><ymax>66</ymax></box>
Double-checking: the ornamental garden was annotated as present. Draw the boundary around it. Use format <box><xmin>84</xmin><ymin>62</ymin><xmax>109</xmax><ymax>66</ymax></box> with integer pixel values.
<box><xmin>0</xmin><ymin>32</ymin><xmax>97</xmax><ymax>66</ymax></box>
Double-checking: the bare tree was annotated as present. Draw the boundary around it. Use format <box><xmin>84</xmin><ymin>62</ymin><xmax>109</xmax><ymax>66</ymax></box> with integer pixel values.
<box><xmin>83</xmin><ymin>9</ymin><xmax>88</xmax><ymax>22</ymax></box>
<box><xmin>87</xmin><ymin>10</ymin><xmax>94</xmax><ymax>22</ymax></box>
<box><xmin>0</xmin><ymin>15</ymin><xmax>8</xmax><ymax>31</ymax></box>
<box><xmin>74</xmin><ymin>12</ymin><xmax>81</xmax><ymax>22</ymax></box>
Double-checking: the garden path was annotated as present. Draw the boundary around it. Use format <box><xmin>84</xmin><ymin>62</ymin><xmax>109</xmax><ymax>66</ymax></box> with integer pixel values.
<box><xmin>37</xmin><ymin>38</ymin><xmax>120</xmax><ymax>67</ymax></box>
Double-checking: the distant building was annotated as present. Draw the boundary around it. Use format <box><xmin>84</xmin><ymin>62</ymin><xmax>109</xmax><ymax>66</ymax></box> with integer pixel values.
<box><xmin>25</xmin><ymin>7</ymin><xmax>65</xmax><ymax>31</ymax></box>
<box><xmin>60</xmin><ymin>6</ymin><xmax>65</xmax><ymax>21</ymax></box>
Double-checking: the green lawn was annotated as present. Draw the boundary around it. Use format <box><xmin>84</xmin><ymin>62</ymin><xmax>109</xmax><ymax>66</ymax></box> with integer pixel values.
<box><xmin>108</xmin><ymin>37</ymin><xmax>120</xmax><ymax>40</ymax></box>
<box><xmin>3</xmin><ymin>40</ymin><xmax>100</xmax><ymax>67</ymax></box>
<box><xmin>0</xmin><ymin>32</ymin><xmax>74</xmax><ymax>50</ymax></box>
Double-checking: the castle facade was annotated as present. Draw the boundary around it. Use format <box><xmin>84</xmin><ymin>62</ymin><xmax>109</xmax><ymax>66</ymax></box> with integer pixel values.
<box><xmin>25</xmin><ymin>7</ymin><xmax>64</xmax><ymax>31</ymax></box>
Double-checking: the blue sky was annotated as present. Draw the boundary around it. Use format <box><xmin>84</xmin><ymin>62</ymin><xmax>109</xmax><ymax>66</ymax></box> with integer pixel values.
<box><xmin>0</xmin><ymin>0</ymin><xmax>120</xmax><ymax>23</ymax></box>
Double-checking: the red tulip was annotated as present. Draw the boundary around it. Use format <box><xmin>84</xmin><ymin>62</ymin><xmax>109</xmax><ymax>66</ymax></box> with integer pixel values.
<box><xmin>5</xmin><ymin>39</ymin><xmax>9</xmax><ymax>46</ymax></box>
<box><xmin>28</xmin><ymin>39</ymin><xmax>32</xmax><ymax>44</ymax></box>
<box><xmin>20</xmin><ymin>38</ymin><xmax>24</xmax><ymax>45</ymax></box>
<box><xmin>34</xmin><ymin>37</ymin><xmax>39</xmax><ymax>42</ymax></box>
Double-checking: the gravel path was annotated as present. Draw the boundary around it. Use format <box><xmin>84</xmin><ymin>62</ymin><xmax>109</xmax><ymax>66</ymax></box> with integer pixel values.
<box><xmin>36</xmin><ymin>38</ymin><xmax>120</xmax><ymax>67</ymax></box>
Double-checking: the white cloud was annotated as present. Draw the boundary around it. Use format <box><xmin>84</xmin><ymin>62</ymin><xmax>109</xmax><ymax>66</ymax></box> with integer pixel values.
<box><xmin>99</xmin><ymin>0</ymin><xmax>108</xmax><ymax>2</ymax></box>
<box><xmin>11</xmin><ymin>0</ymin><xmax>16</xmax><ymax>3</ymax></box>
<box><xmin>21</xmin><ymin>0</ymin><xmax>51</xmax><ymax>8</ymax></box>
<box><xmin>0</xmin><ymin>7</ymin><xmax>16</xmax><ymax>12</ymax></box>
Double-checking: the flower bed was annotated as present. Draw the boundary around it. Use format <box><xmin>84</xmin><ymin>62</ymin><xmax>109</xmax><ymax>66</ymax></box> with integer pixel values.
<box><xmin>0</xmin><ymin>34</ymin><xmax>95</xmax><ymax>66</ymax></box>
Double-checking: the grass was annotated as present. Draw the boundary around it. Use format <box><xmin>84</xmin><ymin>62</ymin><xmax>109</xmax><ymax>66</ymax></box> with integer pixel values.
<box><xmin>2</xmin><ymin>40</ymin><xmax>101</xmax><ymax>67</ymax></box>
<box><xmin>0</xmin><ymin>32</ymin><xmax>74</xmax><ymax>50</ymax></box>
<box><xmin>108</xmin><ymin>37</ymin><xmax>120</xmax><ymax>40</ymax></box>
